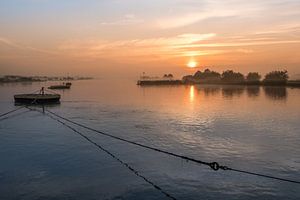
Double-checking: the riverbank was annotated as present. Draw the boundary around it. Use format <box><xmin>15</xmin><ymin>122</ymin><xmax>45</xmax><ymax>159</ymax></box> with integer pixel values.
<box><xmin>0</xmin><ymin>75</ymin><xmax>93</xmax><ymax>83</ymax></box>
<box><xmin>137</xmin><ymin>79</ymin><xmax>183</xmax><ymax>85</ymax></box>
<box><xmin>184</xmin><ymin>80</ymin><xmax>300</xmax><ymax>87</ymax></box>
<box><xmin>137</xmin><ymin>79</ymin><xmax>300</xmax><ymax>87</ymax></box>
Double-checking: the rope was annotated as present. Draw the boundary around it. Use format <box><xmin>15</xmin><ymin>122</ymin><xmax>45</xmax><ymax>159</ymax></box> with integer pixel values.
<box><xmin>29</xmin><ymin>107</ymin><xmax>176</xmax><ymax>200</ymax></box>
<box><xmin>0</xmin><ymin>106</ymin><xmax>25</xmax><ymax>118</ymax></box>
<box><xmin>45</xmin><ymin>109</ymin><xmax>300</xmax><ymax>185</ymax></box>
<box><xmin>44</xmin><ymin>88</ymin><xmax>59</xmax><ymax>95</ymax></box>
<box><xmin>0</xmin><ymin>90</ymin><xmax>41</xmax><ymax>121</ymax></box>
<box><xmin>0</xmin><ymin>109</ymin><xmax>32</xmax><ymax>122</ymax></box>
<box><xmin>29</xmin><ymin>89</ymin><xmax>42</xmax><ymax>94</ymax></box>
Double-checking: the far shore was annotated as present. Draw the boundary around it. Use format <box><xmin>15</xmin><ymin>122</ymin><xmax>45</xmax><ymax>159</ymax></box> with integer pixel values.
<box><xmin>0</xmin><ymin>75</ymin><xmax>93</xmax><ymax>83</ymax></box>
<box><xmin>137</xmin><ymin>79</ymin><xmax>300</xmax><ymax>87</ymax></box>
<box><xmin>137</xmin><ymin>69</ymin><xmax>300</xmax><ymax>87</ymax></box>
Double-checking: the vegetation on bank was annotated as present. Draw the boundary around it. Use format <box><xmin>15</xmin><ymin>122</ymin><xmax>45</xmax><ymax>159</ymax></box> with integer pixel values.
<box><xmin>0</xmin><ymin>75</ymin><xmax>93</xmax><ymax>83</ymax></box>
<box><xmin>182</xmin><ymin>69</ymin><xmax>294</xmax><ymax>86</ymax></box>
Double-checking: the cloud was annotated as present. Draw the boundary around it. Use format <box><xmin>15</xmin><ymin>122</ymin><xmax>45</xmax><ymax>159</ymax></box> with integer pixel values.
<box><xmin>155</xmin><ymin>0</ymin><xmax>266</xmax><ymax>29</ymax></box>
<box><xmin>57</xmin><ymin>33</ymin><xmax>217</xmax><ymax>59</ymax></box>
<box><xmin>173</xmin><ymin>40</ymin><xmax>300</xmax><ymax>50</ymax></box>
<box><xmin>57</xmin><ymin>29</ymin><xmax>300</xmax><ymax>61</ymax></box>
<box><xmin>157</xmin><ymin>11</ymin><xmax>237</xmax><ymax>29</ymax></box>
<box><xmin>0</xmin><ymin>37</ymin><xmax>23</xmax><ymax>49</ymax></box>
<box><xmin>0</xmin><ymin>36</ymin><xmax>58</xmax><ymax>56</ymax></box>
<box><xmin>100</xmin><ymin>14</ymin><xmax>144</xmax><ymax>26</ymax></box>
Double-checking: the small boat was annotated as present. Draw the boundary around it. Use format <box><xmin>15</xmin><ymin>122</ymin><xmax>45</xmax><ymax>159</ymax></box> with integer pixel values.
<box><xmin>48</xmin><ymin>82</ymin><xmax>71</xmax><ymax>89</ymax></box>
<box><xmin>14</xmin><ymin>87</ymin><xmax>60</xmax><ymax>104</ymax></box>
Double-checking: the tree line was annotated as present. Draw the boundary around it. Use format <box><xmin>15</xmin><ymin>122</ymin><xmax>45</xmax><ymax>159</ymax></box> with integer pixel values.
<box><xmin>183</xmin><ymin>69</ymin><xmax>289</xmax><ymax>85</ymax></box>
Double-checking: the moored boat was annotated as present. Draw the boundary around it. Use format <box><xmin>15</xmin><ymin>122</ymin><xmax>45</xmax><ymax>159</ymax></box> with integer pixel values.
<box><xmin>14</xmin><ymin>87</ymin><xmax>60</xmax><ymax>104</ymax></box>
<box><xmin>48</xmin><ymin>82</ymin><xmax>71</xmax><ymax>89</ymax></box>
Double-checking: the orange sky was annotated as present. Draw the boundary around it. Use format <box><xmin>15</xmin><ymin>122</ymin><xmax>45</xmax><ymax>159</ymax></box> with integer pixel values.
<box><xmin>0</xmin><ymin>0</ymin><xmax>300</xmax><ymax>78</ymax></box>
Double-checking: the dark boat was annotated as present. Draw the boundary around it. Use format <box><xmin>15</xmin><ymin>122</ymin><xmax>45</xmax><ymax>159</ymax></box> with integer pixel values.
<box><xmin>48</xmin><ymin>82</ymin><xmax>71</xmax><ymax>89</ymax></box>
<box><xmin>14</xmin><ymin>87</ymin><xmax>60</xmax><ymax>104</ymax></box>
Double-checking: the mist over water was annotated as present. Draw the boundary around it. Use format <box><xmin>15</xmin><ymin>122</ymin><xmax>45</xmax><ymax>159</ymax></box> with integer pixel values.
<box><xmin>0</xmin><ymin>79</ymin><xmax>300</xmax><ymax>200</ymax></box>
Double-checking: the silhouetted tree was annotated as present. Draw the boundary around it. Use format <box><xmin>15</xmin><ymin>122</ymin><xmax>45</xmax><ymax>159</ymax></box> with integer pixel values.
<box><xmin>221</xmin><ymin>70</ymin><xmax>245</xmax><ymax>83</ymax></box>
<box><xmin>193</xmin><ymin>69</ymin><xmax>221</xmax><ymax>83</ymax></box>
<box><xmin>263</xmin><ymin>70</ymin><xmax>289</xmax><ymax>85</ymax></box>
<box><xmin>163</xmin><ymin>74</ymin><xmax>173</xmax><ymax>79</ymax></box>
<box><xmin>182</xmin><ymin>75</ymin><xmax>194</xmax><ymax>84</ymax></box>
<box><xmin>246</xmin><ymin>72</ymin><xmax>261</xmax><ymax>82</ymax></box>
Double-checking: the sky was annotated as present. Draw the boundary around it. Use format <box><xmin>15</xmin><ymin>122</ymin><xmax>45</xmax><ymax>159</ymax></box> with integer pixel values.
<box><xmin>0</xmin><ymin>0</ymin><xmax>300</xmax><ymax>78</ymax></box>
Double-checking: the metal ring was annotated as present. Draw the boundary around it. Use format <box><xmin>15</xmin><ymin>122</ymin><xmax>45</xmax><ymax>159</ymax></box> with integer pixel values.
<box><xmin>210</xmin><ymin>162</ymin><xmax>220</xmax><ymax>171</ymax></box>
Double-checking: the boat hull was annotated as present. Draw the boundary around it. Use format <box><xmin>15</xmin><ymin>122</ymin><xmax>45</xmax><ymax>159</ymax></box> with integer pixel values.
<box><xmin>14</xmin><ymin>94</ymin><xmax>61</xmax><ymax>104</ymax></box>
<box><xmin>48</xmin><ymin>85</ymin><xmax>70</xmax><ymax>89</ymax></box>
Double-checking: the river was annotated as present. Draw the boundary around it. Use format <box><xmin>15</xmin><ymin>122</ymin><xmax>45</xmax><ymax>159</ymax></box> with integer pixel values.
<box><xmin>0</xmin><ymin>79</ymin><xmax>299</xmax><ymax>200</ymax></box>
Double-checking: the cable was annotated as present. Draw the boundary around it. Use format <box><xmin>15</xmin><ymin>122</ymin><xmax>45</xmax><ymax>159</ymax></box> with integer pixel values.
<box><xmin>44</xmin><ymin>88</ymin><xmax>59</xmax><ymax>95</ymax></box>
<box><xmin>45</xmin><ymin>109</ymin><xmax>300</xmax><ymax>185</ymax></box>
<box><xmin>229</xmin><ymin>168</ymin><xmax>300</xmax><ymax>184</ymax></box>
<box><xmin>0</xmin><ymin>109</ymin><xmax>32</xmax><ymax>122</ymax></box>
<box><xmin>0</xmin><ymin>106</ymin><xmax>25</xmax><ymax>118</ymax></box>
<box><xmin>0</xmin><ymin>89</ymin><xmax>41</xmax><ymax>119</ymax></box>
<box><xmin>30</xmin><ymin>107</ymin><xmax>176</xmax><ymax>200</ymax></box>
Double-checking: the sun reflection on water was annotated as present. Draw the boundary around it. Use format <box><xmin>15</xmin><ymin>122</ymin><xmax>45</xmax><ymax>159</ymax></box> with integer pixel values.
<box><xmin>189</xmin><ymin>85</ymin><xmax>195</xmax><ymax>102</ymax></box>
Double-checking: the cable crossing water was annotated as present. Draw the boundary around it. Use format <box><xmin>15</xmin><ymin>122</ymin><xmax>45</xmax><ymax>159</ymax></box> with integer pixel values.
<box><xmin>45</xmin><ymin>109</ymin><xmax>300</xmax><ymax>185</ymax></box>
<box><xmin>29</xmin><ymin>107</ymin><xmax>177</xmax><ymax>200</ymax></box>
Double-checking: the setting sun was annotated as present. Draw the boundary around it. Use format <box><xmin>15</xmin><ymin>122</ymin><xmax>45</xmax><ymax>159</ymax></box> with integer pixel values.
<box><xmin>187</xmin><ymin>60</ymin><xmax>198</xmax><ymax>68</ymax></box>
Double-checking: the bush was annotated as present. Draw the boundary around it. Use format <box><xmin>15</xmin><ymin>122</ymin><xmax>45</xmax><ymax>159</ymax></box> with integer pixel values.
<box><xmin>246</xmin><ymin>72</ymin><xmax>261</xmax><ymax>82</ymax></box>
<box><xmin>193</xmin><ymin>69</ymin><xmax>221</xmax><ymax>83</ymax></box>
<box><xmin>163</xmin><ymin>74</ymin><xmax>173</xmax><ymax>78</ymax></box>
<box><xmin>263</xmin><ymin>70</ymin><xmax>288</xmax><ymax>84</ymax></box>
<box><xmin>221</xmin><ymin>70</ymin><xmax>245</xmax><ymax>83</ymax></box>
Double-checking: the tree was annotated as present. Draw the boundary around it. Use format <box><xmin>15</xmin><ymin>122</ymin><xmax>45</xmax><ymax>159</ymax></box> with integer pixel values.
<box><xmin>193</xmin><ymin>69</ymin><xmax>221</xmax><ymax>83</ymax></box>
<box><xmin>182</xmin><ymin>75</ymin><xmax>194</xmax><ymax>84</ymax></box>
<box><xmin>221</xmin><ymin>70</ymin><xmax>245</xmax><ymax>83</ymax></box>
<box><xmin>167</xmin><ymin>74</ymin><xmax>173</xmax><ymax>78</ymax></box>
<box><xmin>263</xmin><ymin>70</ymin><xmax>289</xmax><ymax>84</ymax></box>
<box><xmin>163</xmin><ymin>74</ymin><xmax>173</xmax><ymax>79</ymax></box>
<box><xmin>246</xmin><ymin>72</ymin><xmax>261</xmax><ymax>82</ymax></box>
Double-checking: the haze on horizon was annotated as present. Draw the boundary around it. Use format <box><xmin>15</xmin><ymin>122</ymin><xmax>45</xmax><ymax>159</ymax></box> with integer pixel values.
<box><xmin>0</xmin><ymin>0</ymin><xmax>300</xmax><ymax>78</ymax></box>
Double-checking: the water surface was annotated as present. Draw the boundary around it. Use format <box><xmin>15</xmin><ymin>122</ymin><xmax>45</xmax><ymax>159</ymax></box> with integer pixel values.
<box><xmin>0</xmin><ymin>79</ymin><xmax>299</xmax><ymax>199</ymax></box>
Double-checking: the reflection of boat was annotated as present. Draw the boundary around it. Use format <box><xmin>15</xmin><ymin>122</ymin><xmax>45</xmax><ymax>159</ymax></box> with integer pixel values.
<box><xmin>48</xmin><ymin>82</ymin><xmax>71</xmax><ymax>89</ymax></box>
<box><xmin>14</xmin><ymin>87</ymin><xmax>60</xmax><ymax>104</ymax></box>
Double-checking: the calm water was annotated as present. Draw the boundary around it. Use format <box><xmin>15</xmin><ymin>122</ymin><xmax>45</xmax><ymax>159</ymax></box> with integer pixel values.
<box><xmin>0</xmin><ymin>79</ymin><xmax>300</xmax><ymax>200</ymax></box>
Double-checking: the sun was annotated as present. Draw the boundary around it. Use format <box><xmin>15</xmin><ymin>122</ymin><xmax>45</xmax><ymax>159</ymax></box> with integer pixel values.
<box><xmin>187</xmin><ymin>60</ymin><xmax>198</xmax><ymax>68</ymax></box>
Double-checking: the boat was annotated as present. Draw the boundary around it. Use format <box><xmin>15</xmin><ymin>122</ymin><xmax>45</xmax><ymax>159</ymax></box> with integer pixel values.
<box><xmin>48</xmin><ymin>82</ymin><xmax>71</xmax><ymax>89</ymax></box>
<box><xmin>14</xmin><ymin>87</ymin><xmax>60</xmax><ymax>104</ymax></box>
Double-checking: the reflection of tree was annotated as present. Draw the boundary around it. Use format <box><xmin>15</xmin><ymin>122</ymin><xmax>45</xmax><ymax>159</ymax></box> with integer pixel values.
<box><xmin>197</xmin><ymin>86</ymin><xmax>221</xmax><ymax>97</ymax></box>
<box><xmin>246</xmin><ymin>86</ymin><xmax>260</xmax><ymax>97</ymax></box>
<box><xmin>264</xmin><ymin>87</ymin><xmax>287</xmax><ymax>100</ymax></box>
<box><xmin>222</xmin><ymin>86</ymin><xmax>245</xmax><ymax>98</ymax></box>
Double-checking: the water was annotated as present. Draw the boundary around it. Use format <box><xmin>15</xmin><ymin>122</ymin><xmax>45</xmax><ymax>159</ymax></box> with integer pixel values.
<box><xmin>0</xmin><ymin>79</ymin><xmax>299</xmax><ymax>200</ymax></box>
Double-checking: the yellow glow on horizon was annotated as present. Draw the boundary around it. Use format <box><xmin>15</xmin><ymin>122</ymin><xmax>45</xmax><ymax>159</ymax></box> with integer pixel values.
<box><xmin>187</xmin><ymin>60</ymin><xmax>198</xmax><ymax>68</ymax></box>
